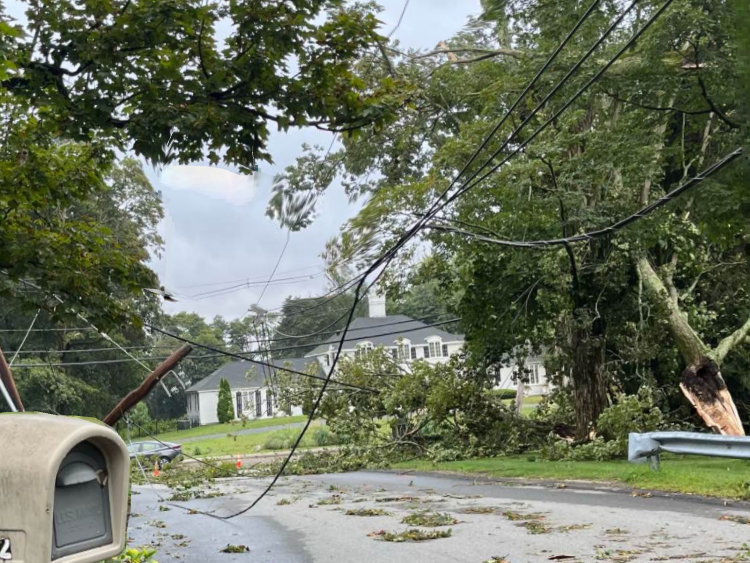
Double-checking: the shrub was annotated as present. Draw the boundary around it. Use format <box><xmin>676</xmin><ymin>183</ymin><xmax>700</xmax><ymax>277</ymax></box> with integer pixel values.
<box><xmin>311</xmin><ymin>426</ymin><xmax>340</xmax><ymax>447</ymax></box>
<box><xmin>541</xmin><ymin>387</ymin><xmax>670</xmax><ymax>461</ymax></box>
<box><xmin>105</xmin><ymin>547</ymin><xmax>158</xmax><ymax>562</ymax></box>
<box><xmin>216</xmin><ymin>378</ymin><xmax>234</xmax><ymax>424</ymax></box>
<box><xmin>492</xmin><ymin>389</ymin><xmax>517</xmax><ymax>400</ymax></box>
<box><xmin>263</xmin><ymin>428</ymin><xmax>303</xmax><ymax>450</ymax></box>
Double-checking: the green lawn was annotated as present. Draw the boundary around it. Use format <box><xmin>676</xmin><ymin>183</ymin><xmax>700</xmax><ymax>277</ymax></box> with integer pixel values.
<box><xmin>394</xmin><ymin>455</ymin><xmax>750</xmax><ymax>500</ymax></box>
<box><xmin>180</xmin><ymin>421</ymin><xmax>326</xmax><ymax>457</ymax></box>
<box><xmin>152</xmin><ymin>415</ymin><xmax>308</xmax><ymax>443</ymax></box>
<box><xmin>501</xmin><ymin>395</ymin><xmax>544</xmax><ymax>415</ymax></box>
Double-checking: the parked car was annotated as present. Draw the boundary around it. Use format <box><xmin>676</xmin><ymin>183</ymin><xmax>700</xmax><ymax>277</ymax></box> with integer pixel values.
<box><xmin>127</xmin><ymin>440</ymin><xmax>182</xmax><ymax>468</ymax></box>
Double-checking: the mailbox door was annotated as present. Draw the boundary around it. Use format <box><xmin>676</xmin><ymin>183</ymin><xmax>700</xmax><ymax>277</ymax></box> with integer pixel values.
<box><xmin>52</xmin><ymin>442</ymin><xmax>113</xmax><ymax>560</ymax></box>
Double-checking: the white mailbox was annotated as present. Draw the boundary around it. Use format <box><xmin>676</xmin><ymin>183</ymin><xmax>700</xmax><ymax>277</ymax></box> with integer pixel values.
<box><xmin>0</xmin><ymin>413</ymin><xmax>130</xmax><ymax>563</ymax></box>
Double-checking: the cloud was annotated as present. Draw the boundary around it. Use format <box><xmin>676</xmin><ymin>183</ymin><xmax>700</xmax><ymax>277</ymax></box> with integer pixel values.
<box><xmin>159</xmin><ymin>165</ymin><xmax>259</xmax><ymax>206</ymax></box>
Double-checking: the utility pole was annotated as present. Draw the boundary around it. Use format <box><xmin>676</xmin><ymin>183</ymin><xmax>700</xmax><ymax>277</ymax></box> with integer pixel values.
<box><xmin>103</xmin><ymin>344</ymin><xmax>192</xmax><ymax>427</ymax></box>
<box><xmin>0</xmin><ymin>342</ymin><xmax>24</xmax><ymax>411</ymax></box>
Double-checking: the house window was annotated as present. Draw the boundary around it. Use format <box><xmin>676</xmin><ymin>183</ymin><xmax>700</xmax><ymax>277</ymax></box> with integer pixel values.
<box><xmin>266</xmin><ymin>391</ymin><xmax>273</xmax><ymax>416</ymax></box>
<box><xmin>355</xmin><ymin>342</ymin><xmax>373</xmax><ymax>359</ymax></box>
<box><xmin>423</xmin><ymin>345</ymin><xmax>430</xmax><ymax>358</ymax></box>
<box><xmin>397</xmin><ymin>340</ymin><xmax>411</xmax><ymax>361</ymax></box>
<box><xmin>528</xmin><ymin>364</ymin><xmax>540</xmax><ymax>385</ymax></box>
<box><xmin>442</xmin><ymin>344</ymin><xmax>448</xmax><ymax>357</ymax></box>
<box><xmin>236</xmin><ymin>392</ymin><xmax>242</xmax><ymax>416</ymax></box>
<box><xmin>411</xmin><ymin>347</ymin><xmax>417</xmax><ymax>360</ymax></box>
<box><xmin>324</xmin><ymin>354</ymin><xmax>330</xmax><ymax>367</ymax></box>
<box><xmin>428</xmin><ymin>340</ymin><xmax>443</xmax><ymax>358</ymax></box>
<box><xmin>255</xmin><ymin>390</ymin><xmax>262</xmax><ymax>417</ymax></box>
<box><xmin>390</xmin><ymin>349</ymin><xmax>398</xmax><ymax>360</ymax></box>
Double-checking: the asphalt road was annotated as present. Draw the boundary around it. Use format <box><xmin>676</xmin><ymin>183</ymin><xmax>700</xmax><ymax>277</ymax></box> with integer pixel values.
<box><xmin>128</xmin><ymin>471</ymin><xmax>750</xmax><ymax>562</ymax></box>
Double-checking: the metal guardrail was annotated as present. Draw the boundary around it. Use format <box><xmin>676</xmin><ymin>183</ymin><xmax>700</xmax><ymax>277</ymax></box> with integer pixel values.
<box><xmin>629</xmin><ymin>431</ymin><xmax>750</xmax><ymax>470</ymax></box>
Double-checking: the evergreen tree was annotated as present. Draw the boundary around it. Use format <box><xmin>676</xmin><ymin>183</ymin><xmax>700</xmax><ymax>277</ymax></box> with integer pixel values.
<box><xmin>216</xmin><ymin>378</ymin><xmax>234</xmax><ymax>424</ymax></box>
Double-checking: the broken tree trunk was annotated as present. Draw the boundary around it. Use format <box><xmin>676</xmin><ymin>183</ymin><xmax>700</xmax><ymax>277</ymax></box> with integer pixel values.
<box><xmin>570</xmin><ymin>320</ymin><xmax>608</xmax><ymax>440</ymax></box>
<box><xmin>637</xmin><ymin>257</ymin><xmax>747</xmax><ymax>435</ymax></box>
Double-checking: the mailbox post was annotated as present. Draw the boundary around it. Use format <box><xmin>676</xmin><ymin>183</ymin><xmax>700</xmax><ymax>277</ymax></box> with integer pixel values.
<box><xmin>0</xmin><ymin>413</ymin><xmax>130</xmax><ymax>563</ymax></box>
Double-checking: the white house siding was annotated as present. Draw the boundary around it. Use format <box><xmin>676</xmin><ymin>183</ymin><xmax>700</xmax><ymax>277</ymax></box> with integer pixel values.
<box><xmin>198</xmin><ymin>390</ymin><xmax>220</xmax><ymax>425</ymax></box>
<box><xmin>309</xmin><ymin>340</ymin><xmax>464</xmax><ymax>371</ymax></box>
<box><xmin>190</xmin><ymin>387</ymin><xmax>302</xmax><ymax>426</ymax></box>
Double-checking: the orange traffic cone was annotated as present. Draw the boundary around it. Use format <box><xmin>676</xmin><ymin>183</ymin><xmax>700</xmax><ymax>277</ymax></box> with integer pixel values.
<box><xmin>236</xmin><ymin>454</ymin><xmax>242</xmax><ymax>469</ymax></box>
<box><xmin>153</xmin><ymin>459</ymin><xmax>160</xmax><ymax>478</ymax></box>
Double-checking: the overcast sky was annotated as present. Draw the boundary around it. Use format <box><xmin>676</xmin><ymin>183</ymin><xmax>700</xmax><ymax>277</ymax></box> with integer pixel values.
<box><xmin>7</xmin><ymin>0</ymin><xmax>483</xmax><ymax>321</ymax></box>
<box><xmin>152</xmin><ymin>0</ymin><xmax>484</xmax><ymax>321</ymax></box>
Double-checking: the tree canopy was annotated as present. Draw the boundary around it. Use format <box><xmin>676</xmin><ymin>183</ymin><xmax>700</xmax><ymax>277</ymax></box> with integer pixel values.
<box><xmin>274</xmin><ymin>0</ymin><xmax>750</xmax><ymax>436</ymax></box>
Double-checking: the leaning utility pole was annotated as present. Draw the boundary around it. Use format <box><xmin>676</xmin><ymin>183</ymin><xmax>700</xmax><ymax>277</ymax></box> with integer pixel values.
<box><xmin>103</xmin><ymin>344</ymin><xmax>192</xmax><ymax>427</ymax></box>
<box><xmin>0</xmin><ymin>342</ymin><xmax>24</xmax><ymax>411</ymax></box>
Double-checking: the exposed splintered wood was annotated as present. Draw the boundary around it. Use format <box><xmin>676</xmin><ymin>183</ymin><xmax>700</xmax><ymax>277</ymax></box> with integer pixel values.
<box><xmin>680</xmin><ymin>358</ymin><xmax>744</xmax><ymax>436</ymax></box>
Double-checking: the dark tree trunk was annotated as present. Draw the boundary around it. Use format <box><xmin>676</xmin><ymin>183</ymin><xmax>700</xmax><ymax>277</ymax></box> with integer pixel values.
<box><xmin>570</xmin><ymin>320</ymin><xmax>608</xmax><ymax>441</ymax></box>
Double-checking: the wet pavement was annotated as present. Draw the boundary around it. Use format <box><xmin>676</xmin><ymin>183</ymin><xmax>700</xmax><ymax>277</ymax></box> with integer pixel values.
<box><xmin>128</xmin><ymin>470</ymin><xmax>750</xmax><ymax>562</ymax></box>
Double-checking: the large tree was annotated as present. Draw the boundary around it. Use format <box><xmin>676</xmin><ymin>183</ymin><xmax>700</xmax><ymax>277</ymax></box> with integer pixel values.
<box><xmin>272</xmin><ymin>0</ymin><xmax>749</xmax><ymax>437</ymax></box>
<box><xmin>0</xmin><ymin>0</ymin><xmax>398</xmax><ymax>327</ymax></box>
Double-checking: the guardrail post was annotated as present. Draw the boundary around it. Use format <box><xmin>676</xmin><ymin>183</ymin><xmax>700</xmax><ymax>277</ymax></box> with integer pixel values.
<box><xmin>648</xmin><ymin>454</ymin><xmax>661</xmax><ymax>471</ymax></box>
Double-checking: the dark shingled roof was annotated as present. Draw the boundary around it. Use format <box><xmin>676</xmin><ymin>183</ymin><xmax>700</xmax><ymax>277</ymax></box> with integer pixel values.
<box><xmin>305</xmin><ymin>315</ymin><xmax>463</xmax><ymax>357</ymax></box>
<box><xmin>186</xmin><ymin>357</ymin><xmax>323</xmax><ymax>393</ymax></box>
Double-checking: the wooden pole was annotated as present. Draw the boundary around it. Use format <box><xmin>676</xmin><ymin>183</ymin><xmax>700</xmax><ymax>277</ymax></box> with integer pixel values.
<box><xmin>103</xmin><ymin>344</ymin><xmax>192</xmax><ymax>427</ymax></box>
<box><xmin>0</xmin><ymin>341</ymin><xmax>24</xmax><ymax>411</ymax></box>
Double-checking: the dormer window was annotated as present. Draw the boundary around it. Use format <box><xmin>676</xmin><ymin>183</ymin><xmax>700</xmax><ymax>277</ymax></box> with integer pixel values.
<box><xmin>428</xmin><ymin>338</ymin><xmax>443</xmax><ymax>358</ymax></box>
<box><xmin>355</xmin><ymin>342</ymin><xmax>373</xmax><ymax>359</ymax></box>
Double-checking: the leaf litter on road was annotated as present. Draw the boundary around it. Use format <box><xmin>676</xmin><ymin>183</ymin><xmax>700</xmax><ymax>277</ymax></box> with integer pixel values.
<box><xmin>345</xmin><ymin>508</ymin><xmax>391</xmax><ymax>517</ymax></box>
<box><xmin>402</xmin><ymin>511</ymin><xmax>460</xmax><ymax>527</ymax></box>
<box><xmin>220</xmin><ymin>544</ymin><xmax>250</xmax><ymax>553</ymax></box>
<box><xmin>369</xmin><ymin>528</ymin><xmax>452</xmax><ymax>542</ymax></box>
<box><xmin>720</xmin><ymin>514</ymin><xmax>750</xmax><ymax>525</ymax></box>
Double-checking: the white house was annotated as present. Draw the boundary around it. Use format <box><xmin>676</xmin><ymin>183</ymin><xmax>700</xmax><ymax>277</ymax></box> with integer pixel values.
<box><xmin>304</xmin><ymin>291</ymin><xmax>465</xmax><ymax>368</ymax></box>
<box><xmin>493</xmin><ymin>357</ymin><xmax>551</xmax><ymax>397</ymax></box>
<box><xmin>185</xmin><ymin>357</ymin><xmax>322</xmax><ymax>426</ymax></box>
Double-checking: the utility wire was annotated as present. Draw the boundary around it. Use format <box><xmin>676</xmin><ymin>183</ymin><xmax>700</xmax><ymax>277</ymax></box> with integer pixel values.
<box><xmin>12</xmin><ymin>277</ymin><xmax>180</xmax><ymax>397</ymax></box>
<box><xmin>5</xmin><ymin>344</ymin><xmax>183</xmax><ymax>356</ymax></box>
<box><xmin>6</xmin><ymin>317</ymin><xmax>463</xmax><ymax>363</ymax></box>
<box><xmin>212</xmin><ymin>0</ymin><xmax>617</xmax><ymax>517</ymax></box>
<box><xmin>265</xmin><ymin>317</ymin><xmax>462</xmax><ymax>355</ymax></box>
<box><xmin>428</xmin><ymin>147</ymin><xmax>744</xmax><ymax>248</ymax></box>
<box><xmin>388</xmin><ymin>0</ymin><xmax>411</xmax><ymax>38</ymax></box>
<box><xmin>179</xmin><ymin>263</ymin><xmax>325</xmax><ymax>289</ymax></box>
<box><xmin>4</xmin><ymin>313</ymin><xmax>460</xmax><ymax>356</ymax></box>
<box><xmin>0</xmin><ymin>326</ymin><xmax>95</xmax><ymax>332</ymax></box>
<box><xmin>189</xmin><ymin>272</ymin><xmax>322</xmax><ymax>300</ymax></box>
<box><xmin>8</xmin><ymin>308</ymin><xmax>40</xmax><ymax>367</ymax></box>
<box><xmin>144</xmin><ymin>325</ymin><xmax>378</xmax><ymax>393</ymax></box>
<box><xmin>9</xmin><ymin>352</ymin><xmax>376</xmax><ymax>392</ymax></box>
<box><xmin>443</xmin><ymin>0</ymin><xmax>675</xmax><ymax>209</ymax></box>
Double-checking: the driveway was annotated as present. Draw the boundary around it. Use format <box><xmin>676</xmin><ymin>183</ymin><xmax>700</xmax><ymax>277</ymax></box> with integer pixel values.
<box><xmin>128</xmin><ymin>470</ymin><xmax>750</xmax><ymax>562</ymax></box>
